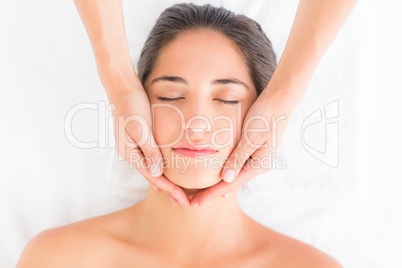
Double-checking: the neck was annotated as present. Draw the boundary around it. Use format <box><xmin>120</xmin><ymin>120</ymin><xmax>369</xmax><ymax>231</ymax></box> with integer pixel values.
<box><xmin>135</xmin><ymin>184</ymin><xmax>249</xmax><ymax>261</ymax></box>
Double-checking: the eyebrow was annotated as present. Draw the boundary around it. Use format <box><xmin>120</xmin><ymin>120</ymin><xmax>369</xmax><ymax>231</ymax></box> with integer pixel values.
<box><xmin>150</xmin><ymin>76</ymin><xmax>250</xmax><ymax>90</ymax></box>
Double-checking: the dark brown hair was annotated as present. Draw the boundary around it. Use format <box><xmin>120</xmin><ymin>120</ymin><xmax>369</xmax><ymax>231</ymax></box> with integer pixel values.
<box><xmin>137</xmin><ymin>2</ymin><xmax>277</xmax><ymax>96</ymax></box>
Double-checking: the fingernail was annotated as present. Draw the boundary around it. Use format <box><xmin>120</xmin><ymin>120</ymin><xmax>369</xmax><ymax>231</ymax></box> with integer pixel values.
<box><xmin>200</xmin><ymin>200</ymin><xmax>212</xmax><ymax>207</ymax></box>
<box><xmin>224</xmin><ymin>169</ymin><xmax>235</xmax><ymax>182</ymax></box>
<box><xmin>223</xmin><ymin>192</ymin><xmax>231</xmax><ymax>198</ymax></box>
<box><xmin>153</xmin><ymin>185</ymin><xmax>158</xmax><ymax>191</ymax></box>
<box><xmin>150</xmin><ymin>163</ymin><xmax>160</xmax><ymax>177</ymax></box>
<box><xmin>178</xmin><ymin>201</ymin><xmax>189</xmax><ymax>208</ymax></box>
<box><xmin>191</xmin><ymin>202</ymin><xmax>198</xmax><ymax>208</ymax></box>
<box><xmin>169</xmin><ymin>197</ymin><xmax>176</xmax><ymax>206</ymax></box>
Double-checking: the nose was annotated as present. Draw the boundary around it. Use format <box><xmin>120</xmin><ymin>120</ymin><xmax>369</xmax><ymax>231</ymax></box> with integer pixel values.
<box><xmin>184</xmin><ymin>126</ymin><xmax>210</xmax><ymax>134</ymax></box>
<box><xmin>184</xmin><ymin>116</ymin><xmax>212</xmax><ymax>134</ymax></box>
<box><xmin>183</xmin><ymin>99</ymin><xmax>212</xmax><ymax>135</ymax></box>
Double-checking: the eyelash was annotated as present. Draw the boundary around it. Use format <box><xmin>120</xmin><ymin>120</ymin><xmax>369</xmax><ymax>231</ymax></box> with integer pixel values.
<box><xmin>157</xmin><ymin>97</ymin><xmax>239</xmax><ymax>105</ymax></box>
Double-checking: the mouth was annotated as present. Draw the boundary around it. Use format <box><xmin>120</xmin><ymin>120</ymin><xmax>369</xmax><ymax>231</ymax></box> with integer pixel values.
<box><xmin>172</xmin><ymin>147</ymin><xmax>218</xmax><ymax>158</ymax></box>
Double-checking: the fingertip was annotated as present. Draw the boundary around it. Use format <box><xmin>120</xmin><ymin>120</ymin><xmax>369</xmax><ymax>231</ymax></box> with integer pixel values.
<box><xmin>200</xmin><ymin>200</ymin><xmax>212</xmax><ymax>207</ymax></box>
<box><xmin>197</xmin><ymin>194</ymin><xmax>209</xmax><ymax>207</ymax></box>
<box><xmin>149</xmin><ymin>163</ymin><xmax>161</xmax><ymax>177</ymax></box>
<box><xmin>190</xmin><ymin>198</ymin><xmax>199</xmax><ymax>207</ymax></box>
<box><xmin>149</xmin><ymin>156</ymin><xmax>163</xmax><ymax>177</ymax></box>
<box><xmin>169</xmin><ymin>197</ymin><xmax>178</xmax><ymax>206</ymax></box>
<box><xmin>181</xmin><ymin>199</ymin><xmax>190</xmax><ymax>208</ymax></box>
<box><xmin>190</xmin><ymin>195</ymin><xmax>199</xmax><ymax>208</ymax></box>
<box><xmin>174</xmin><ymin>193</ymin><xmax>190</xmax><ymax>208</ymax></box>
<box><xmin>178</xmin><ymin>201</ymin><xmax>189</xmax><ymax>208</ymax></box>
<box><xmin>223</xmin><ymin>168</ymin><xmax>236</xmax><ymax>183</ymax></box>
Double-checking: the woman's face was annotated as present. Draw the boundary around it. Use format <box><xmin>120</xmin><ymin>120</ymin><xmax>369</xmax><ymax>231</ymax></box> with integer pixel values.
<box><xmin>144</xmin><ymin>29</ymin><xmax>257</xmax><ymax>190</ymax></box>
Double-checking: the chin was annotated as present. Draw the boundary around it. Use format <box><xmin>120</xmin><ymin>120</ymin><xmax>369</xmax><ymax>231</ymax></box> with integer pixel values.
<box><xmin>163</xmin><ymin>168</ymin><xmax>222</xmax><ymax>189</ymax></box>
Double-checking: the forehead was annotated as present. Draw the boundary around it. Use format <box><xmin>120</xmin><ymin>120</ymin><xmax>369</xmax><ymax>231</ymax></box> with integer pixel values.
<box><xmin>146</xmin><ymin>29</ymin><xmax>253</xmax><ymax>89</ymax></box>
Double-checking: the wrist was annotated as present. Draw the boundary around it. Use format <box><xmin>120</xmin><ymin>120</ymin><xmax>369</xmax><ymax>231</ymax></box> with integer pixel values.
<box><xmin>103</xmin><ymin>72</ymin><xmax>141</xmax><ymax>101</ymax></box>
<box><xmin>95</xmin><ymin>54</ymin><xmax>141</xmax><ymax>99</ymax></box>
<box><xmin>94</xmin><ymin>43</ymin><xmax>134</xmax><ymax>73</ymax></box>
<box><xmin>262</xmin><ymin>79</ymin><xmax>301</xmax><ymax>111</ymax></box>
<box><xmin>263</xmin><ymin>62</ymin><xmax>313</xmax><ymax>109</ymax></box>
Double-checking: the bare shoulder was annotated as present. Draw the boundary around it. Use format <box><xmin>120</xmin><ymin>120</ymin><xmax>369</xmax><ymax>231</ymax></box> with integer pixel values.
<box><xmin>268</xmin><ymin>229</ymin><xmax>342</xmax><ymax>268</ymax></box>
<box><xmin>247</xmin><ymin>220</ymin><xmax>342</xmax><ymax>268</ymax></box>
<box><xmin>16</xmin><ymin>209</ymin><xmax>132</xmax><ymax>268</ymax></box>
<box><xmin>277</xmin><ymin>234</ymin><xmax>343</xmax><ymax>268</ymax></box>
<box><xmin>17</xmin><ymin>224</ymin><xmax>86</xmax><ymax>268</ymax></box>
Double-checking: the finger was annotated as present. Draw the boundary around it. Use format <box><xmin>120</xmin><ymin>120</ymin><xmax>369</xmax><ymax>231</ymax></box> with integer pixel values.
<box><xmin>111</xmin><ymin>108</ymin><xmax>188</xmax><ymax>206</ymax></box>
<box><xmin>120</xmin><ymin>128</ymin><xmax>163</xmax><ymax>179</ymax></box>
<box><xmin>152</xmin><ymin>175</ymin><xmax>190</xmax><ymax>207</ymax></box>
<box><xmin>126</xmin><ymin>123</ymin><xmax>164</xmax><ymax>178</ymax></box>
<box><xmin>128</xmin><ymin>151</ymin><xmax>190</xmax><ymax>207</ymax></box>
<box><xmin>196</xmin><ymin>156</ymin><xmax>265</xmax><ymax>207</ymax></box>
<box><xmin>190</xmin><ymin>193</ymin><xmax>201</xmax><ymax>207</ymax></box>
<box><xmin>221</xmin><ymin>132</ymin><xmax>266</xmax><ymax>183</ymax></box>
<box><xmin>152</xmin><ymin>184</ymin><xmax>160</xmax><ymax>192</ymax></box>
<box><xmin>123</xmin><ymin>141</ymin><xmax>190</xmax><ymax>207</ymax></box>
<box><xmin>222</xmin><ymin>192</ymin><xmax>231</xmax><ymax>198</ymax></box>
<box><xmin>141</xmin><ymin>164</ymin><xmax>190</xmax><ymax>207</ymax></box>
<box><xmin>169</xmin><ymin>196</ymin><xmax>180</xmax><ymax>206</ymax></box>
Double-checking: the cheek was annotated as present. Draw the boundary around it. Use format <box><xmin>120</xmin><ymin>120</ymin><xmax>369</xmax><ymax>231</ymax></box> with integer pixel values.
<box><xmin>213</xmin><ymin>102</ymin><xmax>253</xmax><ymax>150</ymax></box>
<box><xmin>212</xmin><ymin>117</ymin><xmax>240</xmax><ymax>150</ymax></box>
<box><xmin>153</xmin><ymin>106</ymin><xmax>182</xmax><ymax>148</ymax></box>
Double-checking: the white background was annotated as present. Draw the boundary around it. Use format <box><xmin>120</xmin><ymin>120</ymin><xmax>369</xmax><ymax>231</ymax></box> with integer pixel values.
<box><xmin>0</xmin><ymin>0</ymin><xmax>401</xmax><ymax>267</ymax></box>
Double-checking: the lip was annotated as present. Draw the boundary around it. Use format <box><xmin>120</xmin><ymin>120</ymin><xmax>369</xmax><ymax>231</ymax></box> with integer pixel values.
<box><xmin>172</xmin><ymin>143</ymin><xmax>218</xmax><ymax>158</ymax></box>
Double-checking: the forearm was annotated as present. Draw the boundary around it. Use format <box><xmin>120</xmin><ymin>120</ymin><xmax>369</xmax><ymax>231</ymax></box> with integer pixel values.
<box><xmin>266</xmin><ymin>0</ymin><xmax>359</xmax><ymax>107</ymax></box>
<box><xmin>73</xmin><ymin>0</ymin><xmax>136</xmax><ymax>97</ymax></box>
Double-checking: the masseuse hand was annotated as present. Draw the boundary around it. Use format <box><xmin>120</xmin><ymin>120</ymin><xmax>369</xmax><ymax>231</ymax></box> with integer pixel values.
<box><xmin>190</xmin><ymin>88</ymin><xmax>294</xmax><ymax>207</ymax></box>
<box><xmin>73</xmin><ymin>0</ymin><xmax>190</xmax><ymax>207</ymax></box>
<box><xmin>106</xmin><ymin>73</ymin><xmax>190</xmax><ymax>207</ymax></box>
<box><xmin>190</xmin><ymin>0</ymin><xmax>359</xmax><ymax>207</ymax></box>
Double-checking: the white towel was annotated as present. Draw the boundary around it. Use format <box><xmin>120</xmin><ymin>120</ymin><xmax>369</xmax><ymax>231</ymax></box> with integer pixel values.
<box><xmin>0</xmin><ymin>0</ymin><xmax>400</xmax><ymax>267</ymax></box>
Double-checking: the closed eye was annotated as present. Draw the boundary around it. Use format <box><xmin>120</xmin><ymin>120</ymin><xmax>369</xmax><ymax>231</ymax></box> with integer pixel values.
<box><xmin>157</xmin><ymin>97</ymin><xmax>239</xmax><ymax>105</ymax></box>
<box><xmin>215</xmin><ymin>99</ymin><xmax>239</xmax><ymax>105</ymax></box>
<box><xmin>157</xmin><ymin>97</ymin><xmax>184</xmax><ymax>102</ymax></box>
